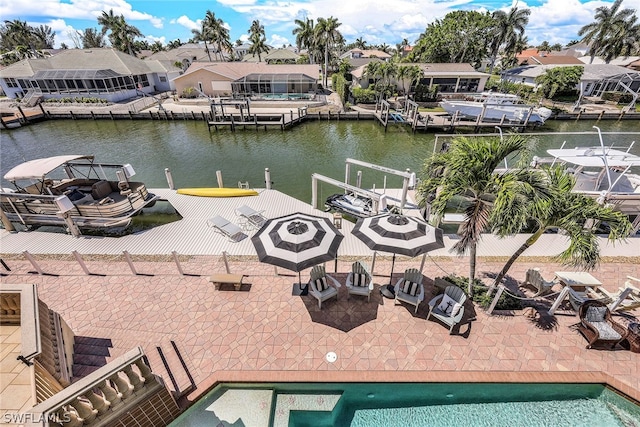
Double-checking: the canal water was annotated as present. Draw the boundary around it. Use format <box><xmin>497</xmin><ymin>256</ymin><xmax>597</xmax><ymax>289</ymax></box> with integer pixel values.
<box><xmin>1</xmin><ymin>119</ymin><xmax>639</xmax><ymax>205</ymax></box>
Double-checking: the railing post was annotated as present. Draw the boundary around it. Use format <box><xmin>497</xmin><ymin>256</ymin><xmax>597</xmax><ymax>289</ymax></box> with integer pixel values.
<box><xmin>123</xmin><ymin>251</ymin><xmax>137</xmax><ymax>275</ymax></box>
<box><xmin>165</xmin><ymin>168</ymin><xmax>175</xmax><ymax>190</ymax></box>
<box><xmin>72</xmin><ymin>251</ymin><xmax>91</xmax><ymax>275</ymax></box>
<box><xmin>172</xmin><ymin>251</ymin><xmax>185</xmax><ymax>275</ymax></box>
<box><xmin>222</xmin><ymin>251</ymin><xmax>231</xmax><ymax>274</ymax></box>
<box><xmin>487</xmin><ymin>285</ymin><xmax>505</xmax><ymax>315</ymax></box>
<box><xmin>22</xmin><ymin>251</ymin><xmax>43</xmax><ymax>275</ymax></box>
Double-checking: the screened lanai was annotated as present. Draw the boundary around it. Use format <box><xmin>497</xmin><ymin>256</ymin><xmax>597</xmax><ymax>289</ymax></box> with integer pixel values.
<box><xmin>231</xmin><ymin>73</ymin><xmax>317</xmax><ymax>97</ymax></box>
<box><xmin>29</xmin><ymin>69</ymin><xmax>150</xmax><ymax>94</ymax></box>
<box><xmin>590</xmin><ymin>71</ymin><xmax>640</xmax><ymax>96</ymax></box>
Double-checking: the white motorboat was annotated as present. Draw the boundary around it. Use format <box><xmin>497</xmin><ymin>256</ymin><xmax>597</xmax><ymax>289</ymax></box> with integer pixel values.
<box><xmin>440</xmin><ymin>92</ymin><xmax>553</xmax><ymax>124</ymax></box>
<box><xmin>535</xmin><ymin>128</ymin><xmax>640</xmax><ymax>216</ymax></box>
<box><xmin>1</xmin><ymin>155</ymin><xmax>159</xmax><ymax>231</ymax></box>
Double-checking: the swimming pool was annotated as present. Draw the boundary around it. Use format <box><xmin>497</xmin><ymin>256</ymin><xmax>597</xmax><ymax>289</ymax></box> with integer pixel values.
<box><xmin>170</xmin><ymin>382</ymin><xmax>640</xmax><ymax>427</ymax></box>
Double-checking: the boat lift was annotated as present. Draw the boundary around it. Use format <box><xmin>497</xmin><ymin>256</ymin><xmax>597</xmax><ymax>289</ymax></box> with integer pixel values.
<box><xmin>344</xmin><ymin>158</ymin><xmax>416</xmax><ymax>211</ymax></box>
<box><xmin>311</xmin><ymin>174</ymin><xmax>385</xmax><ymax>214</ymax></box>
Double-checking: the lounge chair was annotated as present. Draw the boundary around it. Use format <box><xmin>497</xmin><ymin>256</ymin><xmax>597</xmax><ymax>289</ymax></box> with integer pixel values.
<box><xmin>577</xmin><ymin>300</ymin><xmax>628</xmax><ymax>349</ymax></box>
<box><xmin>345</xmin><ymin>261</ymin><xmax>374</xmax><ymax>301</ymax></box>
<box><xmin>393</xmin><ymin>268</ymin><xmax>425</xmax><ymax>313</ymax></box>
<box><xmin>308</xmin><ymin>265</ymin><xmax>340</xmax><ymax>309</ymax></box>
<box><xmin>427</xmin><ymin>285</ymin><xmax>467</xmax><ymax>334</ymax></box>
<box><xmin>521</xmin><ymin>268</ymin><xmax>556</xmax><ymax>298</ymax></box>
<box><xmin>207</xmin><ymin>215</ymin><xmax>247</xmax><ymax>242</ymax></box>
<box><xmin>235</xmin><ymin>205</ymin><xmax>267</xmax><ymax>230</ymax></box>
<box><xmin>590</xmin><ymin>276</ymin><xmax>640</xmax><ymax>312</ymax></box>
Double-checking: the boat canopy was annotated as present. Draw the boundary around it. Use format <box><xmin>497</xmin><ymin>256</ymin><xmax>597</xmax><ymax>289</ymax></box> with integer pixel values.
<box><xmin>4</xmin><ymin>155</ymin><xmax>94</xmax><ymax>181</ymax></box>
<box><xmin>547</xmin><ymin>148</ymin><xmax>640</xmax><ymax>168</ymax></box>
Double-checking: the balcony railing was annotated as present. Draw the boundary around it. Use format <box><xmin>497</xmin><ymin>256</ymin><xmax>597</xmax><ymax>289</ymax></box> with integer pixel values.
<box><xmin>27</xmin><ymin>346</ymin><xmax>180</xmax><ymax>427</ymax></box>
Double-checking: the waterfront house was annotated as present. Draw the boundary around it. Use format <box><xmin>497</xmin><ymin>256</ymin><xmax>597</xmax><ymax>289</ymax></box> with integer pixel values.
<box><xmin>501</xmin><ymin>64</ymin><xmax>640</xmax><ymax>98</ymax></box>
<box><xmin>242</xmin><ymin>47</ymin><xmax>300</xmax><ymax>64</ymax></box>
<box><xmin>350</xmin><ymin>62</ymin><xmax>490</xmax><ymax>94</ymax></box>
<box><xmin>172</xmin><ymin>62</ymin><xmax>320</xmax><ymax>98</ymax></box>
<box><xmin>340</xmin><ymin>49</ymin><xmax>392</xmax><ymax>62</ymax></box>
<box><xmin>0</xmin><ymin>48</ymin><xmax>181</xmax><ymax>104</ymax></box>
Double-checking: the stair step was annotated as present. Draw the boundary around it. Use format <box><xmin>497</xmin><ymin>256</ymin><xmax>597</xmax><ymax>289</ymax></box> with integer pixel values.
<box><xmin>73</xmin><ymin>353</ymin><xmax>108</xmax><ymax>367</ymax></box>
<box><xmin>145</xmin><ymin>341</ymin><xmax>195</xmax><ymax>399</ymax></box>
<box><xmin>72</xmin><ymin>363</ymin><xmax>102</xmax><ymax>378</ymax></box>
<box><xmin>74</xmin><ymin>336</ymin><xmax>113</xmax><ymax>346</ymax></box>
<box><xmin>74</xmin><ymin>343</ymin><xmax>112</xmax><ymax>356</ymax></box>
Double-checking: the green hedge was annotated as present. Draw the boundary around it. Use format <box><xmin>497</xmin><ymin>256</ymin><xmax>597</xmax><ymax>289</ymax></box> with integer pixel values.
<box><xmin>44</xmin><ymin>97</ymin><xmax>108</xmax><ymax>104</ymax></box>
<box><xmin>352</xmin><ymin>87</ymin><xmax>377</xmax><ymax>104</ymax></box>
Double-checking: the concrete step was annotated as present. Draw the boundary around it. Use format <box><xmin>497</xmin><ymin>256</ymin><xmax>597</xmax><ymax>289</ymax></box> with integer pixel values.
<box><xmin>72</xmin><ymin>363</ymin><xmax>102</xmax><ymax>379</ymax></box>
<box><xmin>73</xmin><ymin>343</ymin><xmax>112</xmax><ymax>357</ymax></box>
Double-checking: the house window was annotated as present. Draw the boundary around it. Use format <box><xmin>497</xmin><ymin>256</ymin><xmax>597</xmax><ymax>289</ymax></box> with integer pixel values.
<box><xmin>159</xmin><ymin>76</ymin><xmax>167</xmax><ymax>82</ymax></box>
<box><xmin>5</xmin><ymin>78</ymin><xmax>18</xmax><ymax>88</ymax></box>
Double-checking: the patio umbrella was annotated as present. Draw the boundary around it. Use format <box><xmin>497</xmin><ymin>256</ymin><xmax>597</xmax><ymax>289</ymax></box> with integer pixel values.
<box><xmin>352</xmin><ymin>213</ymin><xmax>444</xmax><ymax>297</ymax></box>
<box><xmin>251</xmin><ymin>212</ymin><xmax>344</xmax><ymax>294</ymax></box>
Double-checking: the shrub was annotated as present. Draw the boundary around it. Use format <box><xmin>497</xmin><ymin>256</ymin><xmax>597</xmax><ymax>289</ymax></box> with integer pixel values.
<box><xmin>181</xmin><ymin>87</ymin><xmax>197</xmax><ymax>99</ymax></box>
<box><xmin>437</xmin><ymin>274</ymin><xmax>522</xmax><ymax>310</ymax></box>
<box><xmin>352</xmin><ymin>87</ymin><xmax>377</xmax><ymax>104</ymax></box>
<box><xmin>413</xmin><ymin>83</ymin><xmax>439</xmax><ymax>102</ymax></box>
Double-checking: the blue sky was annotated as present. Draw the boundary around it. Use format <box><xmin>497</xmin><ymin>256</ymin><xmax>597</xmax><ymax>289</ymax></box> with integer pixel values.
<box><xmin>1</xmin><ymin>0</ymin><xmax>638</xmax><ymax>50</ymax></box>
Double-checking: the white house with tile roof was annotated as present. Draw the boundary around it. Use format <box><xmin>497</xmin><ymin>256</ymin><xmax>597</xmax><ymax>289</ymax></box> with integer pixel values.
<box><xmin>0</xmin><ymin>48</ymin><xmax>181</xmax><ymax>102</ymax></box>
<box><xmin>172</xmin><ymin>62</ymin><xmax>320</xmax><ymax>98</ymax></box>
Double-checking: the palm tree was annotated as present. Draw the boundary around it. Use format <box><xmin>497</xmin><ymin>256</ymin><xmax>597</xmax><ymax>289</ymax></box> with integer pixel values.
<box><xmin>191</xmin><ymin>24</ymin><xmax>213</xmax><ymax>61</ymax></box>
<box><xmin>167</xmin><ymin>39</ymin><xmax>183</xmax><ymax>50</ymax></box>
<box><xmin>98</xmin><ymin>10</ymin><xmax>142</xmax><ymax>55</ymax></box>
<box><xmin>578</xmin><ymin>0</ymin><xmax>636</xmax><ymax>63</ymax></box>
<box><xmin>417</xmin><ymin>135</ymin><xmax>550</xmax><ymax>296</ymax></box>
<box><xmin>491</xmin><ymin>165</ymin><xmax>632</xmax><ymax>289</ymax></box>
<box><xmin>31</xmin><ymin>25</ymin><xmax>54</xmax><ymax>49</ymax></box>
<box><xmin>248</xmin><ymin>20</ymin><xmax>268</xmax><ymax>62</ymax></box>
<box><xmin>315</xmin><ymin>16</ymin><xmax>342</xmax><ymax>88</ymax></box>
<box><xmin>81</xmin><ymin>28</ymin><xmax>106</xmax><ymax>48</ymax></box>
<box><xmin>3</xmin><ymin>20</ymin><xmax>37</xmax><ymax>56</ymax></box>
<box><xmin>203</xmin><ymin>10</ymin><xmax>231</xmax><ymax>61</ymax></box>
<box><xmin>354</xmin><ymin>37</ymin><xmax>367</xmax><ymax>49</ymax></box>
<box><xmin>292</xmin><ymin>18</ymin><xmax>315</xmax><ymax>63</ymax></box>
<box><xmin>488</xmin><ymin>6</ymin><xmax>530</xmax><ymax>73</ymax></box>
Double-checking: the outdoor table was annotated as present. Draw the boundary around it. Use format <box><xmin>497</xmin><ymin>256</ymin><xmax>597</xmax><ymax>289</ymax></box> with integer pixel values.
<box><xmin>554</xmin><ymin>271</ymin><xmax>602</xmax><ymax>291</ymax></box>
<box><xmin>548</xmin><ymin>272</ymin><xmax>602</xmax><ymax>316</ymax></box>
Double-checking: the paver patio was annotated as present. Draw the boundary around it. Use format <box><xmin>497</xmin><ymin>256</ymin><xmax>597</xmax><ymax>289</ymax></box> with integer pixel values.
<box><xmin>1</xmin><ymin>255</ymin><xmax>638</xmax><ymax>407</ymax></box>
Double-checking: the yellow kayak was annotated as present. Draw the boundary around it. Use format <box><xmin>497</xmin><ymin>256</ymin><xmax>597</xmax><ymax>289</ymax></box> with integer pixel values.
<box><xmin>177</xmin><ymin>188</ymin><xmax>258</xmax><ymax>197</ymax></box>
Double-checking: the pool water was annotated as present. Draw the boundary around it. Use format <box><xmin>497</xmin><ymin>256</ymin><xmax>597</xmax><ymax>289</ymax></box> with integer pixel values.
<box><xmin>170</xmin><ymin>382</ymin><xmax>640</xmax><ymax>427</ymax></box>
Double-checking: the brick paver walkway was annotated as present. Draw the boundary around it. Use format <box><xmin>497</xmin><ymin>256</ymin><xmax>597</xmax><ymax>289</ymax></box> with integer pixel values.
<box><xmin>1</xmin><ymin>256</ymin><xmax>638</xmax><ymax>405</ymax></box>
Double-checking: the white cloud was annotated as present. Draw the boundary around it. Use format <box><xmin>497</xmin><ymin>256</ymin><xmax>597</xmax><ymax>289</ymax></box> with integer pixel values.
<box><xmin>0</xmin><ymin>0</ymin><xmax>164</xmax><ymax>29</ymax></box>
<box><xmin>173</xmin><ymin>15</ymin><xmax>200</xmax><ymax>31</ymax></box>
<box><xmin>269</xmin><ymin>34</ymin><xmax>291</xmax><ymax>47</ymax></box>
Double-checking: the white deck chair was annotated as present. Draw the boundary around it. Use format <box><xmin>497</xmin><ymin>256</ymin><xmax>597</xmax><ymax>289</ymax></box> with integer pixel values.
<box><xmin>393</xmin><ymin>268</ymin><xmax>425</xmax><ymax>313</ymax></box>
<box><xmin>207</xmin><ymin>215</ymin><xmax>247</xmax><ymax>242</ymax></box>
<box><xmin>308</xmin><ymin>265</ymin><xmax>340</xmax><ymax>309</ymax></box>
<box><xmin>427</xmin><ymin>285</ymin><xmax>467</xmax><ymax>334</ymax></box>
<box><xmin>235</xmin><ymin>205</ymin><xmax>267</xmax><ymax>230</ymax></box>
<box><xmin>345</xmin><ymin>261</ymin><xmax>374</xmax><ymax>301</ymax></box>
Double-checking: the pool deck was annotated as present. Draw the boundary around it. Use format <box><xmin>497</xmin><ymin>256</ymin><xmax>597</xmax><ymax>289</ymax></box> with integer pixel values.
<box><xmin>1</xmin><ymin>256</ymin><xmax>638</xmax><ymax>408</ymax></box>
<box><xmin>1</xmin><ymin>187</ymin><xmax>639</xmax><ymax>420</ymax></box>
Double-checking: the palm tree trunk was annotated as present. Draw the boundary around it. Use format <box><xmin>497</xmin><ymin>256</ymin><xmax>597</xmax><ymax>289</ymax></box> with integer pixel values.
<box><xmin>324</xmin><ymin>46</ymin><xmax>329</xmax><ymax>88</ymax></box>
<box><xmin>204</xmin><ymin>41</ymin><xmax>212</xmax><ymax>61</ymax></box>
<box><xmin>491</xmin><ymin>228</ymin><xmax>545</xmax><ymax>289</ymax></box>
<box><xmin>468</xmin><ymin>243</ymin><xmax>476</xmax><ymax>297</ymax></box>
